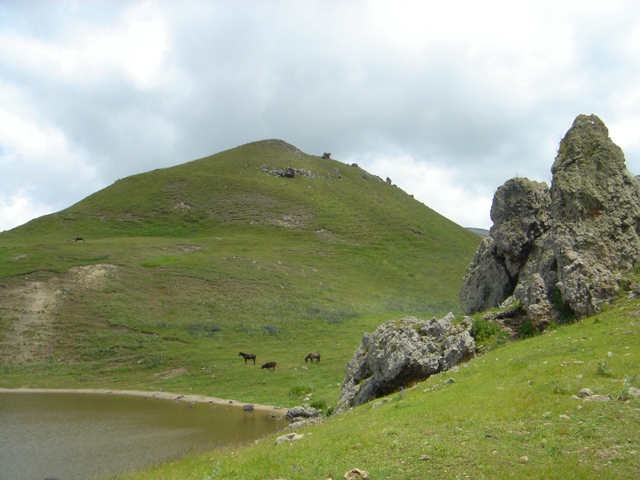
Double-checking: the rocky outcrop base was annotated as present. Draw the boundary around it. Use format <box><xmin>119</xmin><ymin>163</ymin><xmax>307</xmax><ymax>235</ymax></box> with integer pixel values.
<box><xmin>335</xmin><ymin>314</ymin><xmax>475</xmax><ymax>413</ymax></box>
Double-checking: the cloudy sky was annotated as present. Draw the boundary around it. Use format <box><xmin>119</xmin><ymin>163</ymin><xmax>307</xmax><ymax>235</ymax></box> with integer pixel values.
<box><xmin>2</xmin><ymin>0</ymin><xmax>640</xmax><ymax>232</ymax></box>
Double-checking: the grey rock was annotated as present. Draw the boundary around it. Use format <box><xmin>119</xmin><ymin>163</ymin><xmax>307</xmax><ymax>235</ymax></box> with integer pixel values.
<box><xmin>335</xmin><ymin>314</ymin><xmax>475</xmax><ymax>413</ymax></box>
<box><xmin>285</xmin><ymin>406</ymin><xmax>320</xmax><ymax>419</ymax></box>
<box><xmin>577</xmin><ymin>388</ymin><xmax>595</xmax><ymax>398</ymax></box>
<box><xmin>460</xmin><ymin>114</ymin><xmax>640</xmax><ymax>321</ymax></box>
<box><xmin>275</xmin><ymin>432</ymin><xmax>304</xmax><ymax>444</ymax></box>
<box><xmin>583</xmin><ymin>394</ymin><xmax>612</xmax><ymax>402</ymax></box>
<box><xmin>286</xmin><ymin>417</ymin><xmax>323</xmax><ymax>429</ymax></box>
<box><xmin>344</xmin><ymin>468</ymin><xmax>370</xmax><ymax>479</ymax></box>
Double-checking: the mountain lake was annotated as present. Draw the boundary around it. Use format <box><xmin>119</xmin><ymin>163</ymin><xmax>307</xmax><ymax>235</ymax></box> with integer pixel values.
<box><xmin>0</xmin><ymin>391</ymin><xmax>288</xmax><ymax>480</ymax></box>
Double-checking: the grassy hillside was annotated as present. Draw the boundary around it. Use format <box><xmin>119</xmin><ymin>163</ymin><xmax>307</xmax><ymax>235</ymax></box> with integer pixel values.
<box><xmin>0</xmin><ymin>139</ymin><xmax>480</xmax><ymax>408</ymax></box>
<box><xmin>112</xmin><ymin>288</ymin><xmax>640</xmax><ymax>480</ymax></box>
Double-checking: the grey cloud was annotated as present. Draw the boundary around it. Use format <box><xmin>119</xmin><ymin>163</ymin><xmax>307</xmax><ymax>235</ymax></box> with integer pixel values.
<box><xmin>2</xmin><ymin>1</ymin><xmax>640</xmax><ymax>231</ymax></box>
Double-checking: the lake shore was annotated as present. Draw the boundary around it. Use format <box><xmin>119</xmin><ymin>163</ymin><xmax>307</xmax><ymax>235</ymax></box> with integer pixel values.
<box><xmin>0</xmin><ymin>387</ymin><xmax>286</xmax><ymax>413</ymax></box>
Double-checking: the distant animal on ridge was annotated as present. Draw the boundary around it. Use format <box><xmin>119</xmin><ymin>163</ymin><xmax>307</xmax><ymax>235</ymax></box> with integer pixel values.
<box><xmin>261</xmin><ymin>361</ymin><xmax>277</xmax><ymax>371</ymax></box>
<box><xmin>305</xmin><ymin>352</ymin><xmax>321</xmax><ymax>363</ymax></box>
<box><xmin>239</xmin><ymin>352</ymin><xmax>256</xmax><ymax>364</ymax></box>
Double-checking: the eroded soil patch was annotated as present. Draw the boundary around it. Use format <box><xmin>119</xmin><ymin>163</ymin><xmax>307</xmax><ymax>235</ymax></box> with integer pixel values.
<box><xmin>0</xmin><ymin>264</ymin><xmax>118</xmax><ymax>363</ymax></box>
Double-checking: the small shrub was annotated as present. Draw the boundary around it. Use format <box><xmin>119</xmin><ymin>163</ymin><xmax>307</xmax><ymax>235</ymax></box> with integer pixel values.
<box><xmin>617</xmin><ymin>375</ymin><xmax>638</xmax><ymax>401</ymax></box>
<box><xmin>494</xmin><ymin>334</ymin><xmax>508</xmax><ymax>347</ymax></box>
<box><xmin>518</xmin><ymin>320</ymin><xmax>536</xmax><ymax>338</ymax></box>
<box><xmin>289</xmin><ymin>385</ymin><xmax>312</xmax><ymax>398</ymax></box>
<box><xmin>187</xmin><ymin>323</ymin><xmax>222</xmax><ymax>337</ymax></box>
<box><xmin>262</xmin><ymin>325</ymin><xmax>279</xmax><ymax>335</ymax></box>
<box><xmin>596</xmin><ymin>360</ymin><xmax>613</xmax><ymax>377</ymax></box>
<box><xmin>145</xmin><ymin>355</ymin><xmax>164</xmax><ymax>368</ymax></box>
<box><xmin>310</xmin><ymin>398</ymin><xmax>327</xmax><ymax>410</ymax></box>
<box><xmin>552</xmin><ymin>382</ymin><xmax>570</xmax><ymax>395</ymax></box>
<box><xmin>472</xmin><ymin>318</ymin><xmax>502</xmax><ymax>342</ymax></box>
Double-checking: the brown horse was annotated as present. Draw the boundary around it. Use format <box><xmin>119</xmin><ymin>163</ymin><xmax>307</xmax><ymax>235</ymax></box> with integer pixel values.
<box><xmin>239</xmin><ymin>352</ymin><xmax>256</xmax><ymax>364</ymax></box>
<box><xmin>305</xmin><ymin>352</ymin><xmax>321</xmax><ymax>363</ymax></box>
<box><xmin>261</xmin><ymin>361</ymin><xmax>277</xmax><ymax>371</ymax></box>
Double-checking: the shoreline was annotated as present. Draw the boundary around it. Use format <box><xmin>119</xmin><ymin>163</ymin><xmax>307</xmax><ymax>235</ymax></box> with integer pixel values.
<box><xmin>0</xmin><ymin>387</ymin><xmax>286</xmax><ymax>413</ymax></box>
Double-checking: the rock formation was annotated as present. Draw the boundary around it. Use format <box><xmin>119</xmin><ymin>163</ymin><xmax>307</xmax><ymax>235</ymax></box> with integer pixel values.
<box><xmin>335</xmin><ymin>314</ymin><xmax>475</xmax><ymax>413</ymax></box>
<box><xmin>460</xmin><ymin>114</ymin><xmax>640</xmax><ymax>323</ymax></box>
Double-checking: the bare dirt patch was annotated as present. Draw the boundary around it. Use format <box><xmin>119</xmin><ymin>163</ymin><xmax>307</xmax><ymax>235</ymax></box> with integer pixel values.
<box><xmin>153</xmin><ymin>367</ymin><xmax>188</xmax><ymax>380</ymax></box>
<box><xmin>0</xmin><ymin>264</ymin><xmax>118</xmax><ymax>363</ymax></box>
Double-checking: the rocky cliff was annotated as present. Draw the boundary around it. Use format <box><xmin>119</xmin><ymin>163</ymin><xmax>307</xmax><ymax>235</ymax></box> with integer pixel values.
<box><xmin>460</xmin><ymin>114</ymin><xmax>640</xmax><ymax>324</ymax></box>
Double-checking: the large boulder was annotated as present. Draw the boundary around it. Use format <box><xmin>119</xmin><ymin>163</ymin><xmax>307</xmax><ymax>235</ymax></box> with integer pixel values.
<box><xmin>335</xmin><ymin>314</ymin><xmax>475</xmax><ymax>413</ymax></box>
<box><xmin>460</xmin><ymin>114</ymin><xmax>640</xmax><ymax>321</ymax></box>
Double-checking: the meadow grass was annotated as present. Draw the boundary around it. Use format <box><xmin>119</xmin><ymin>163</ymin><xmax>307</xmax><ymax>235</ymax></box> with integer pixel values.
<box><xmin>10</xmin><ymin>140</ymin><xmax>637</xmax><ymax>478</ymax></box>
<box><xmin>108</xmin><ymin>293</ymin><xmax>640</xmax><ymax>479</ymax></box>
<box><xmin>0</xmin><ymin>140</ymin><xmax>479</xmax><ymax>410</ymax></box>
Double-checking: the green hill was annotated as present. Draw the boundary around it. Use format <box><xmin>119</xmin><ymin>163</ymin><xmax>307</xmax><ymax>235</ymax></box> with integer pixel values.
<box><xmin>0</xmin><ymin>139</ymin><xmax>480</xmax><ymax>406</ymax></box>
<box><xmin>2</xmin><ymin>139</ymin><xmax>639</xmax><ymax>479</ymax></box>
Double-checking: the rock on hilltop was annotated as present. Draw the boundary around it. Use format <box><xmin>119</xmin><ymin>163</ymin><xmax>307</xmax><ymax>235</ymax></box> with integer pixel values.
<box><xmin>460</xmin><ymin>114</ymin><xmax>640</xmax><ymax>324</ymax></box>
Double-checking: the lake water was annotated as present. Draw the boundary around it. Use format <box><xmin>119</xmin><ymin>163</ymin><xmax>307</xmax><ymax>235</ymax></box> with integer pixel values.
<box><xmin>0</xmin><ymin>391</ymin><xmax>288</xmax><ymax>480</ymax></box>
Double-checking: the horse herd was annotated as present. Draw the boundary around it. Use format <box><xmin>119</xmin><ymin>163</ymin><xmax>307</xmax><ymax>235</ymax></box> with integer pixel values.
<box><xmin>238</xmin><ymin>351</ymin><xmax>320</xmax><ymax>371</ymax></box>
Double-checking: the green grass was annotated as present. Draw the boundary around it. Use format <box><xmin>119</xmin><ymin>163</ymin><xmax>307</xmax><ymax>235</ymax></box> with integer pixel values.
<box><xmin>14</xmin><ymin>139</ymin><xmax>623</xmax><ymax>478</ymax></box>
<box><xmin>108</xmin><ymin>293</ymin><xmax>640</xmax><ymax>479</ymax></box>
<box><xmin>7</xmin><ymin>140</ymin><xmax>638</xmax><ymax>478</ymax></box>
<box><xmin>0</xmin><ymin>140</ymin><xmax>479</xmax><ymax>410</ymax></box>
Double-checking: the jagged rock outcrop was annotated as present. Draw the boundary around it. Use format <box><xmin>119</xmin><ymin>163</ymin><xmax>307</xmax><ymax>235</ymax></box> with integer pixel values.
<box><xmin>335</xmin><ymin>314</ymin><xmax>475</xmax><ymax>413</ymax></box>
<box><xmin>460</xmin><ymin>177</ymin><xmax>552</xmax><ymax>315</ymax></box>
<box><xmin>460</xmin><ymin>114</ymin><xmax>640</xmax><ymax>322</ymax></box>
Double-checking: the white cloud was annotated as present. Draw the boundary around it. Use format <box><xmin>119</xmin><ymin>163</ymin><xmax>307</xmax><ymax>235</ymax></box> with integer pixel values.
<box><xmin>1</xmin><ymin>0</ymin><xmax>640</xmax><ymax>232</ymax></box>
<box><xmin>355</xmin><ymin>152</ymin><xmax>494</xmax><ymax>228</ymax></box>
<box><xmin>0</xmin><ymin>192</ymin><xmax>51</xmax><ymax>232</ymax></box>
<box><xmin>0</xmin><ymin>1</ymin><xmax>172</xmax><ymax>89</ymax></box>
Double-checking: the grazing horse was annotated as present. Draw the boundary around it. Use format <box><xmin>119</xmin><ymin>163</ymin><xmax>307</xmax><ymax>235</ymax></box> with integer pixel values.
<box><xmin>305</xmin><ymin>352</ymin><xmax>321</xmax><ymax>363</ymax></box>
<box><xmin>239</xmin><ymin>352</ymin><xmax>256</xmax><ymax>364</ymax></box>
<box><xmin>261</xmin><ymin>361</ymin><xmax>277</xmax><ymax>371</ymax></box>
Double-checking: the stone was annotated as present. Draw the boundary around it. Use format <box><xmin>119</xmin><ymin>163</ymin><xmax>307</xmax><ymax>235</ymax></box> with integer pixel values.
<box><xmin>583</xmin><ymin>394</ymin><xmax>611</xmax><ymax>402</ymax></box>
<box><xmin>460</xmin><ymin>114</ymin><xmax>640</xmax><ymax>321</ymax></box>
<box><xmin>344</xmin><ymin>468</ymin><xmax>370</xmax><ymax>479</ymax></box>
<box><xmin>335</xmin><ymin>314</ymin><xmax>475</xmax><ymax>413</ymax></box>
<box><xmin>577</xmin><ymin>388</ymin><xmax>594</xmax><ymax>398</ymax></box>
<box><xmin>286</xmin><ymin>405</ymin><xmax>320</xmax><ymax>419</ymax></box>
<box><xmin>286</xmin><ymin>417</ymin><xmax>323</xmax><ymax>429</ymax></box>
<box><xmin>275</xmin><ymin>432</ymin><xmax>305</xmax><ymax>444</ymax></box>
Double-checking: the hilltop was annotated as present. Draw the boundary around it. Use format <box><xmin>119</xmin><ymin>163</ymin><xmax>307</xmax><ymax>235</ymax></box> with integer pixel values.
<box><xmin>0</xmin><ymin>139</ymin><xmax>480</xmax><ymax>407</ymax></box>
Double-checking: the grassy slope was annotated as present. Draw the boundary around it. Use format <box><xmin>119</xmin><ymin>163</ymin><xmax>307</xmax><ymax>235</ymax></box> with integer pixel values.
<box><xmin>2</xmin><ymin>139</ymin><xmax>638</xmax><ymax>478</ymax></box>
<box><xmin>113</xmin><ymin>293</ymin><xmax>640</xmax><ymax>480</ymax></box>
<box><xmin>0</xmin><ymin>139</ymin><xmax>480</xmax><ymax>409</ymax></box>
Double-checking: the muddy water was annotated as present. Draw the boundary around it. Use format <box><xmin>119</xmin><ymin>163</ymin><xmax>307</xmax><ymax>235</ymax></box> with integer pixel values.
<box><xmin>0</xmin><ymin>392</ymin><xmax>287</xmax><ymax>480</ymax></box>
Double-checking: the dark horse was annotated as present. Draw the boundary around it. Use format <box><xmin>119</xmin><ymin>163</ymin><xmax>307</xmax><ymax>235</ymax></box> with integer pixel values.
<box><xmin>305</xmin><ymin>352</ymin><xmax>321</xmax><ymax>363</ymax></box>
<box><xmin>261</xmin><ymin>361</ymin><xmax>277</xmax><ymax>371</ymax></box>
<box><xmin>239</xmin><ymin>352</ymin><xmax>256</xmax><ymax>364</ymax></box>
